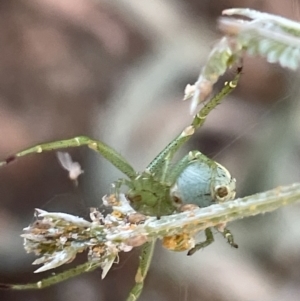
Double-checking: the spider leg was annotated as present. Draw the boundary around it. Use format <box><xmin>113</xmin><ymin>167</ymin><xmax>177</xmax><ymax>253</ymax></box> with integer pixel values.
<box><xmin>0</xmin><ymin>262</ymin><xmax>101</xmax><ymax>290</ymax></box>
<box><xmin>0</xmin><ymin>136</ymin><xmax>136</xmax><ymax>179</ymax></box>
<box><xmin>187</xmin><ymin>228</ymin><xmax>214</xmax><ymax>256</ymax></box>
<box><xmin>126</xmin><ymin>241</ymin><xmax>155</xmax><ymax>301</ymax></box>
<box><xmin>126</xmin><ymin>139</ymin><xmax>177</xmax><ymax>301</ymax></box>
<box><xmin>147</xmin><ymin>67</ymin><xmax>242</xmax><ymax>176</ymax></box>
<box><xmin>216</xmin><ymin>225</ymin><xmax>238</xmax><ymax>248</ymax></box>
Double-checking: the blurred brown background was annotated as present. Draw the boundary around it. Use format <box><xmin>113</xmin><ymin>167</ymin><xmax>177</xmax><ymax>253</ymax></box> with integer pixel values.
<box><xmin>1</xmin><ymin>0</ymin><xmax>300</xmax><ymax>300</ymax></box>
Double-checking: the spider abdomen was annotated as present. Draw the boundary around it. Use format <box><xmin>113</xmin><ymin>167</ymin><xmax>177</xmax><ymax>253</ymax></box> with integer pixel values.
<box><xmin>171</xmin><ymin>155</ymin><xmax>236</xmax><ymax>208</ymax></box>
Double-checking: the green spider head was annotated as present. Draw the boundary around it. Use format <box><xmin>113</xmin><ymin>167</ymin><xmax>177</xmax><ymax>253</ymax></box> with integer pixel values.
<box><xmin>125</xmin><ymin>172</ymin><xmax>177</xmax><ymax>217</ymax></box>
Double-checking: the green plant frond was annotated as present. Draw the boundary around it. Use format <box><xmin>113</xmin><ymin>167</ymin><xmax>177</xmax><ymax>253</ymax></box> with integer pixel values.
<box><xmin>223</xmin><ymin>8</ymin><xmax>300</xmax><ymax>37</ymax></box>
<box><xmin>220</xmin><ymin>9</ymin><xmax>300</xmax><ymax>70</ymax></box>
<box><xmin>188</xmin><ymin>9</ymin><xmax>300</xmax><ymax>112</ymax></box>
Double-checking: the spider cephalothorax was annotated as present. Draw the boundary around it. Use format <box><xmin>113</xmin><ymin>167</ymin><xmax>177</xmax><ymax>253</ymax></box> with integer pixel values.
<box><xmin>125</xmin><ymin>172</ymin><xmax>176</xmax><ymax>217</ymax></box>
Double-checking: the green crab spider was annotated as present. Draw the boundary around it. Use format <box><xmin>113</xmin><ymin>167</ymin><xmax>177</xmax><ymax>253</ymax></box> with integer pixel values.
<box><xmin>0</xmin><ymin>67</ymin><xmax>242</xmax><ymax>301</ymax></box>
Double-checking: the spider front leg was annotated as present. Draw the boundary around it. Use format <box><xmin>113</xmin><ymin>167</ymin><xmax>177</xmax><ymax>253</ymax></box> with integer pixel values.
<box><xmin>0</xmin><ymin>135</ymin><xmax>136</xmax><ymax>179</ymax></box>
<box><xmin>147</xmin><ymin>66</ymin><xmax>242</xmax><ymax>177</ymax></box>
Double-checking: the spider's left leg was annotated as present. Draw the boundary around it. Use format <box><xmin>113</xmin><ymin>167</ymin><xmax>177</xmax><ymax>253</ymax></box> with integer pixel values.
<box><xmin>0</xmin><ymin>262</ymin><xmax>101</xmax><ymax>290</ymax></box>
<box><xmin>126</xmin><ymin>241</ymin><xmax>155</xmax><ymax>301</ymax></box>
<box><xmin>216</xmin><ymin>224</ymin><xmax>238</xmax><ymax>248</ymax></box>
<box><xmin>187</xmin><ymin>228</ymin><xmax>214</xmax><ymax>256</ymax></box>
<box><xmin>125</xmin><ymin>134</ymin><xmax>178</xmax><ymax>300</ymax></box>
<box><xmin>0</xmin><ymin>136</ymin><xmax>136</xmax><ymax>179</ymax></box>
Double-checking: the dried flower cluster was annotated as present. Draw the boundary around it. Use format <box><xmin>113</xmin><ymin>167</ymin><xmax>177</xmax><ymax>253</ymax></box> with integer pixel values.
<box><xmin>22</xmin><ymin>194</ymin><xmax>147</xmax><ymax>278</ymax></box>
<box><xmin>185</xmin><ymin>8</ymin><xmax>300</xmax><ymax>113</ymax></box>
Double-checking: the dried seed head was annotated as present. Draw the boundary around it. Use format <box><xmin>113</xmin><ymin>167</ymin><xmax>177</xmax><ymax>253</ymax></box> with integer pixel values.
<box><xmin>103</xmin><ymin>194</ymin><xmax>120</xmax><ymax>207</ymax></box>
<box><xmin>179</xmin><ymin>204</ymin><xmax>199</xmax><ymax>212</ymax></box>
<box><xmin>183</xmin><ymin>84</ymin><xmax>196</xmax><ymax>100</ymax></box>
<box><xmin>125</xmin><ymin>235</ymin><xmax>148</xmax><ymax>247</ymax></box>
<box><xmin>127</xmin><ymin>213</ymin><xmax>147</xmax><ymax>225</ymax></box>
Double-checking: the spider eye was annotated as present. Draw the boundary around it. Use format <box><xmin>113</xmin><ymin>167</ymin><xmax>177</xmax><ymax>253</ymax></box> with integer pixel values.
<box><xmin>172</xmin><ymin>195</ymin><xmax>183</xmax><ymax>207</ymax></box>
<box><xmin>216</xmin><ymin>186</ymin><xmax>229</xmax><ymax>199</ymax></box>
<box><xmin>214</xmin><ymin>182</ymin><xmax>236</xmax><ymax>202</ymax></box>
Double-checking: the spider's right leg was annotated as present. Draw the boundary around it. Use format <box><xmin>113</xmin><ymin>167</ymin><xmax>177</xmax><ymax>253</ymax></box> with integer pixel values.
<box><xmin>0</xmin><ymin>136</ymin><xmax>136</xmax><ymax>179</ymax></box>
<box><xmin>187</xmin><ymin>228</ymin><xmax>214</xmax><ymax>256</ymax></box>
<box><xmin>126</xmin><ymin>241</ymin><xmax>155</xmax><ymax>301</ymax></box>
